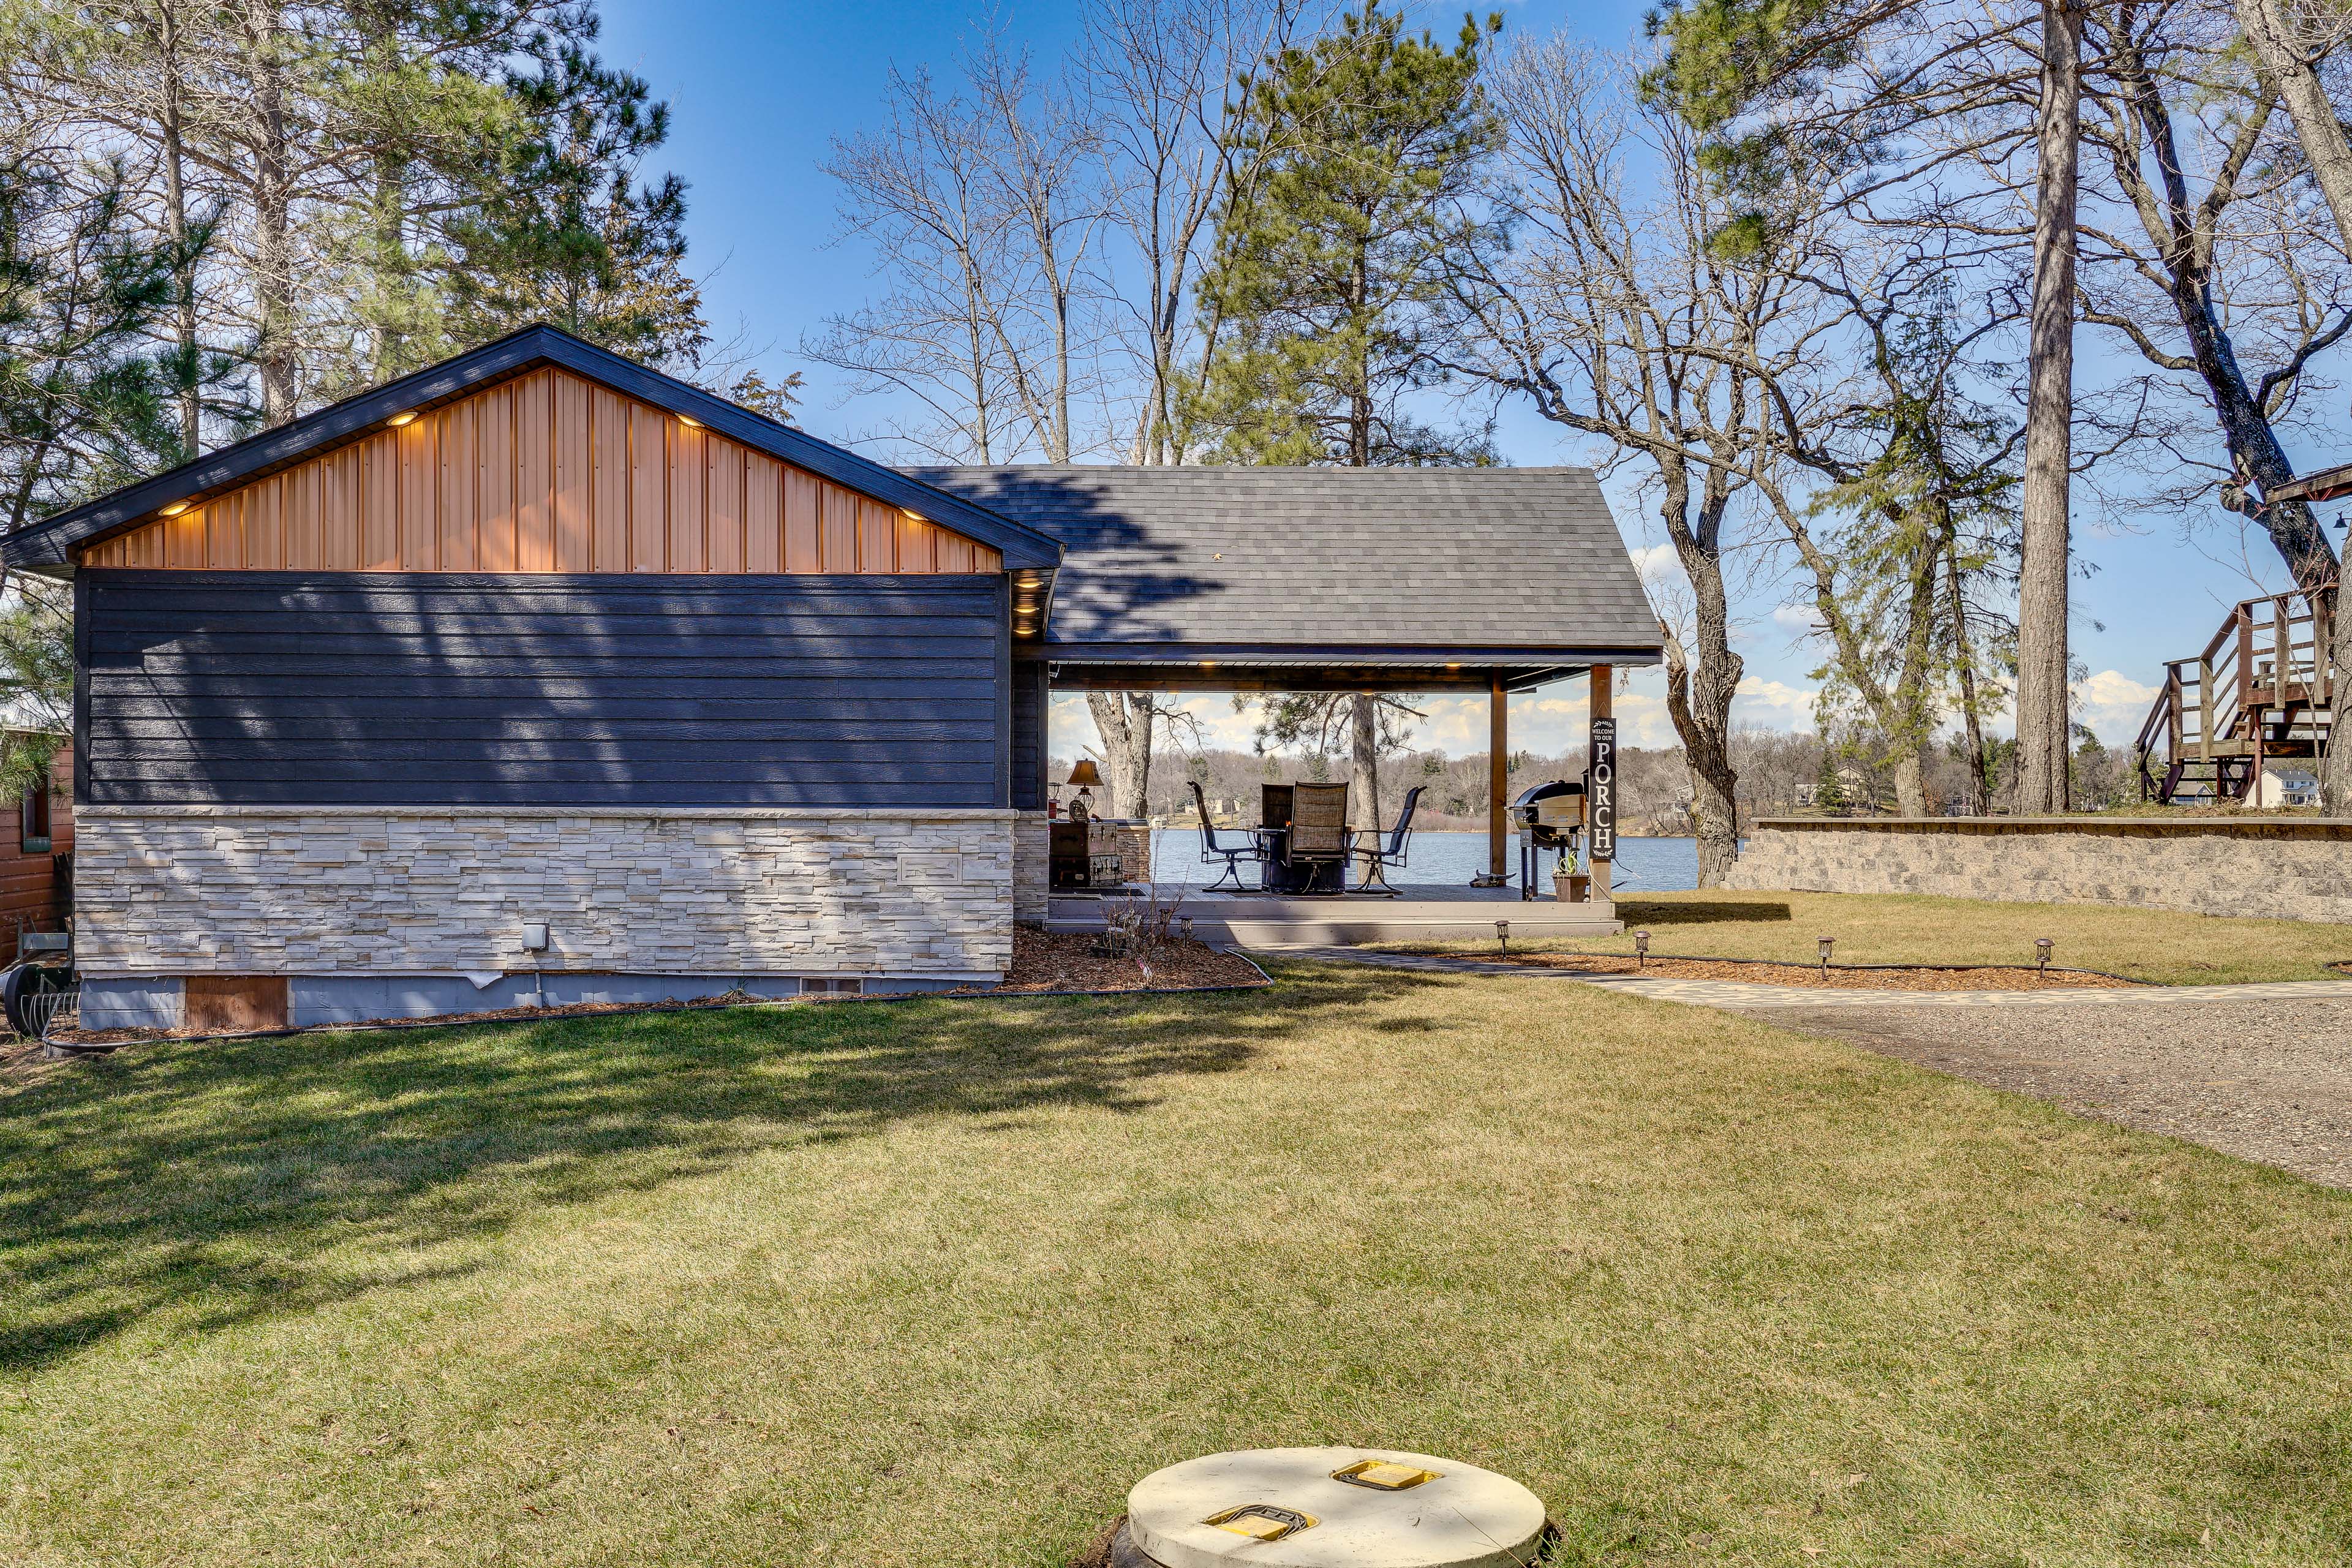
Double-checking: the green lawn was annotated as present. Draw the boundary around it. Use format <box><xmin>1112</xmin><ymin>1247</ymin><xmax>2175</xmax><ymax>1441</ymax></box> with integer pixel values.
<box><xmin>1401</xmin><ymin>889</ymin><xmax>2352</xmax><ymax>984</ymax></box>
<box><xmin>3</xmin><ymin>967</ymin><xmax>2348</xmax><ymax>1566</ymax></box>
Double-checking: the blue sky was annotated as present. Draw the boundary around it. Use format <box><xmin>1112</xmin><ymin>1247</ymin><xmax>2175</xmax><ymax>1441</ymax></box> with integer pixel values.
<box><xmin>595</xmin><ymin>0</ymin><xmax>2339</xmax><ymax>760</ymax></box>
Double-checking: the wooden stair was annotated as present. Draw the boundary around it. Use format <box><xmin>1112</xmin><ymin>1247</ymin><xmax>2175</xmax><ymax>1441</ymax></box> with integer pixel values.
<box><xmin>2137</xmin><ymin>584</ymin><xmax>2337</xmax><ymax>803</ymax></box>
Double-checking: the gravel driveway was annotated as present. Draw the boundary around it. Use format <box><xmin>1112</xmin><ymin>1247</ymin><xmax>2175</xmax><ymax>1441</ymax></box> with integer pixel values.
<box><xmin>1747</xmin><ymin>997</ymin><xmax>2352</xmax><ymax>1189</ymax></box>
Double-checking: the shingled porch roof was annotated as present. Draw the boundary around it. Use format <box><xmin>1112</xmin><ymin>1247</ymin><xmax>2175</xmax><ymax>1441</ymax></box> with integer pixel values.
<box><xmin>909</xmin><ymin>464</ymin><xmax>1663</xmax><ymax>692</ymax></box>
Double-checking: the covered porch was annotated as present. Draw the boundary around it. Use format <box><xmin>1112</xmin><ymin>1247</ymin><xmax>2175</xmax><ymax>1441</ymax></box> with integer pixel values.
<box><xmin>912</xmin><ymin>464</ymin><xmax>1664</xmax><ymax>948</ymax></box>
<box><xmin>1039</xmin><ymin>656</ymin><xmax>1632</xmax><ymax>944</ymax></box>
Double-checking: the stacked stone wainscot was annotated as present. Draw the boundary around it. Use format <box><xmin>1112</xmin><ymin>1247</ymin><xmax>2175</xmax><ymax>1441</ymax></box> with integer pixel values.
<box><xmin>75</xmin><ymin>805</ymin><xmax>1016</xmax><ymax>1027</ymax></box>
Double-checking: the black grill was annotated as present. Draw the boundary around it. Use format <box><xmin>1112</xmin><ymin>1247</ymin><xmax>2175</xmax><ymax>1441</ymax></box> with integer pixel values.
<box><xmin>1510</xmin><ymin>780</ymin><xmax>1585</xmax><ymax>899</ymax></box>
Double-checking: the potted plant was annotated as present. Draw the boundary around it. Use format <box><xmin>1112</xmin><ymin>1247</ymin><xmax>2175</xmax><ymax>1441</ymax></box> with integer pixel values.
<box><xmin>1552</xmin><ymin>851</ymin><xmax>1589</xmax><ymax>904</ymax></box>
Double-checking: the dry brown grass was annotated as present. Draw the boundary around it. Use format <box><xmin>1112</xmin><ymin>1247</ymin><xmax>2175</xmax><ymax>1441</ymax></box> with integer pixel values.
<box><xmin>2</xmin><ymin>965</ymin><xmax>2347</xmax><ymax>1565</ymax></box>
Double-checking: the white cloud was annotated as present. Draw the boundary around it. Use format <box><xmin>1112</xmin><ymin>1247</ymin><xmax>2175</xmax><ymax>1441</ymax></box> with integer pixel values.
<box><xmin>1628</xmin><ymin>541</ymin><xmax>1679</xmax><ymax>584</ymax></box>
<box><xmin>2074</xmin><ymin>669</ymin><xmax>2158</xmax><ymax>744</ymax></box>
<box><xmin>1733</xmin><ymin>676</ymin><xmax>1818</xmax><ymax>731</ymax></box>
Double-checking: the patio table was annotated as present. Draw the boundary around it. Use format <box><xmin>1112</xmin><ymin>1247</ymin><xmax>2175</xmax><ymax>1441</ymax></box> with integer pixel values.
<box><xmin>1254</xmin><ymin>826</ymin><xmax>1348</xmax><ymax>894</ymax></box>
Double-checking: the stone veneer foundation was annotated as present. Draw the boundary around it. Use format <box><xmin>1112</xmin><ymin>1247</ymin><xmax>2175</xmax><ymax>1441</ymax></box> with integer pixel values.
<box><xmin>75</xmin><ymin>805</ymin><xmax>1015</xmax><ymax>1028</ymax></box>
<box><xmin>1727</xmin><ymin>815</ymin><xmax>2352</xmax><ymax>924</ymax></box>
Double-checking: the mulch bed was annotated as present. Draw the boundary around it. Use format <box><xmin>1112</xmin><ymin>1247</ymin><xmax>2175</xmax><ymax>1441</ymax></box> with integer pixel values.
<box><xmin>1485</xmin><ymin>953</ymin><xmax>2135</xmax><ymax>990</ymax></box>
<box><xmin>951</xmin><ymin>931</ymin><xmax>1267</xmax><ymax>995</ymax></box>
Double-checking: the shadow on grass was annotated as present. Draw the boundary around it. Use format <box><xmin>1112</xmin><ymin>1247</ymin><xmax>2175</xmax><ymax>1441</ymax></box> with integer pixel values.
<box><xmin>1616</xmin><ymin>899</ymin><xmax>1793</xmax><ymax>926</ymax></box>
<box><xmin>0</xmin><ymin>967</ymin><xmax>1439</xmax><ymax>1373</ymax></box>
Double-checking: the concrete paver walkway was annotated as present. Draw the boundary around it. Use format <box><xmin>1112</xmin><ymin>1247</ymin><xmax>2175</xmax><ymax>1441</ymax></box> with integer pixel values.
<box><xmin>1261</xmin><ymin>947</ymin><xmax>2352</xmax><ymax>1188</ymax></box>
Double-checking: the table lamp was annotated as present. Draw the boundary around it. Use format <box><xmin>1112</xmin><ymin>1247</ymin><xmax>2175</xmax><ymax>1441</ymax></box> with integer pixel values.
<box><xmin>1066</xmin><ymin>760</ymin><xmax>1102</xmax><ymax>821</ymax></box>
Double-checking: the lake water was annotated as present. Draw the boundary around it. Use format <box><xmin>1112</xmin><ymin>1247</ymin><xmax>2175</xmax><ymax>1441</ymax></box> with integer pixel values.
<box><xmin>1147</xmin><ymin>829</ymin><xmax>1703</xmax><ymax>893</ymax></box>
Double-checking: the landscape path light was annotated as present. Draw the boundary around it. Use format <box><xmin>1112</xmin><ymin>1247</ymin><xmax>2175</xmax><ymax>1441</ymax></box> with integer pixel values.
<box><xmin>1818</xmin><ymin>935</ymin><xmax>1835</xmax><ymax>978</ymax></box>
<box><xmin>1634</xmin><ymin>930</ymin><xmax>1650</xmax><ymax>967</ymax></box>
<box><xmin>2036</xmin><ymin>937</ymin><xmax>2053</xmax><ymax>973</ymax></box>
<box><xmin>1495</xmin><ymin>919</ymin><xmax>1509</xmax><ymax>954</ymax></box>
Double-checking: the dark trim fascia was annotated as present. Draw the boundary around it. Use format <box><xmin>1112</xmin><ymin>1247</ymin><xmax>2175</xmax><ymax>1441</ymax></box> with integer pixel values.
<box><xmin>1040</xmin><ymin>641</ymin><xmax>1664</xmax><ymax>666</ymax></box>
<box><xmin>7</xmin><ymin>323</ymin><xmax>1063</xmax><ymax>576</ymax></box>
<box><xmin>71</xmin><ymin>575</ymin><xmax>89</xmax><ymax>808</ymax></box>
<box><xmin>1048</xmin><ymin>662</ymin><xmax>1597</xmax><ymax>695</ymax></box>
<box><xmin>994</xmin><ymin>575</ymin><xmax>1013</xmax><ymax>809</ymax></box>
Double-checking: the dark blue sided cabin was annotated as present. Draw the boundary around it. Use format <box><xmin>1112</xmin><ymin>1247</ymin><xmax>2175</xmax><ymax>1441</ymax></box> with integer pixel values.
<box><xmin>6</xmin><ymin>325</ymin><xmax>1660</xmax><ymax>1031</ymax></box>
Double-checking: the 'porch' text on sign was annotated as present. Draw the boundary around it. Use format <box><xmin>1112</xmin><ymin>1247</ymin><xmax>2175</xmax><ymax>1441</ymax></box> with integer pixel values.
<box><xmin>1589</xmin><ymin>717</ymin><xmax>1617</xmax><ymax>861</ymax></box>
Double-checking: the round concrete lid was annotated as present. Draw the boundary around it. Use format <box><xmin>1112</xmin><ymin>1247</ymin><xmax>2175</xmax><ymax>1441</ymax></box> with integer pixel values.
<box><xmin>1126</xmin><ymin>1446</ymin><xmax>1547</xmax><ymax>1568</ymax></box>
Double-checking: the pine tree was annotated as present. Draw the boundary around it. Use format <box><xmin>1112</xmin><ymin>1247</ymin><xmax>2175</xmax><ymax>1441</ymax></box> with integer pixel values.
<box><xmin>0</xmin><ymin>154</ymin><xmax>193</xmax><ymax>796</ymax></box>
<box><xmin>1188</xmin><ymin>1</ymin><xmax>1504</xmax><ymax>466</ymax></box>
<box><xmin>442</xmin><ymin>32</ymin><xmax>707</xmax><ymax>372</ymax></box>
<box><xmin>1194</xmin><ymin>2</ymin><xmax>1501</xmax><ymax>824</ymax></box>
<box><xmin>1812</xmin><ymin>748</ymin><xmax>1849</xmax><ymax>816</ymax></box>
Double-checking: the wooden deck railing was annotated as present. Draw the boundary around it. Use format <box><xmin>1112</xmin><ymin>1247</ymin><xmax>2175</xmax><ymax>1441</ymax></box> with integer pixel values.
<box><xmin>2135</xmin><ymin>583</ymin><xmax>2335</xmax><ymax>802</ymax></box>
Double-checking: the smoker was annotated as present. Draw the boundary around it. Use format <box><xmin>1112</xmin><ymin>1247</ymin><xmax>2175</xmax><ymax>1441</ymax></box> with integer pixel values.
<box><xmin>1511</xmin><ymin>780</ymin><xmax>1586</xmax><ymax>902</ymax></box>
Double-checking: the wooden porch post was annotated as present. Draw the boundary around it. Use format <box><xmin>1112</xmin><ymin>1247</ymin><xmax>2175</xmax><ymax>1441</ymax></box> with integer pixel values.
<box><xmin>1483</xmin><ymin>672</ymin><xmax>1509</xmax><ymax>884</ymax></box>
<box><xmin>1589</xmin><ymin>665</ymin><xmax>1614</xmax><ymax>907</ymax></box>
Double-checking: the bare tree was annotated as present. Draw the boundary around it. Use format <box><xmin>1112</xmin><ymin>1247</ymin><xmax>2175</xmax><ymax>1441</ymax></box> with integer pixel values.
<box><xmin>2080</xmin><ymin>0</ymin><xmax>2352</xmax><ymax>806</ymax></box>
<box><xmin>1452</xmin><ymin>39</ymin><xmax>1788</xmax><ymax>885</ymax></box>
<box><xmin>2011</xmin><ymin>0</ymin><xmax>2086</xmax><ymax>812</ymax></box>
<box><xmin>1079</xmin><ymin>0</ymin><xmax>1314</xmax><ymax>462</ymax></box>
<box><xmin>813</xmin><ymin>40</ymin><xmax>1115</xmax><ymax>462</ymax></box>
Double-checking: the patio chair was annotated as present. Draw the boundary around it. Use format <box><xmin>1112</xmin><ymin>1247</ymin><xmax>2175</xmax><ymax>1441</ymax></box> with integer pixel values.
<box><xmin>1349</xmin><ymin>785</ymin><xmax>1425</xmax><ymax>897</ymax></box>
<box><xmin>1286</xmin><ymin>781</ymin><xmax>1351</xmax><ymax>894</ymax></box>
<box><xmin>1189</xmin><ymin>780</ymin><xmax>1263</xmax><ymax>892</ymax></box>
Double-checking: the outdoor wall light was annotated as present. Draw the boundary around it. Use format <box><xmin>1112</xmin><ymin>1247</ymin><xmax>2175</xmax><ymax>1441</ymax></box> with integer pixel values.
<box><xmin>1634</xmin><ymin>930</ymin><xmax>1650</xmax><ymax>967</ymax></box>
<box><xmin>2035</xmin><ymin>937</ymin><xmax>2053</xmax><ymax>973</ymax></box>
<box><xmin>1817</xmin><ymin>935</ymin><xmax>1835</xmax><ymax>976</ymax></box>
<box><xmin>386</xmin><ymin>410</ymin><xmax>418</xmax><ymax>428</ymax></box>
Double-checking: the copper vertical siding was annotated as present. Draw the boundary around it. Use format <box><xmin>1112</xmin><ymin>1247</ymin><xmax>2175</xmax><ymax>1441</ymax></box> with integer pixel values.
<box><xmin>81</xmin><ymin>368</ymin><xmax>1004</xmax><ymax>575</ymax></box>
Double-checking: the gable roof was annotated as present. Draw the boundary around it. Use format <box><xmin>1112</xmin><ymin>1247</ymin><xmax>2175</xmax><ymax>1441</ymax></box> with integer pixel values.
<box><xmin>908</xmin><ymin>465</ymin><xmax>1663</xmax><ymax>670</ymax></box>
<box><xmin>4</xmin><ymin>325</ymin><xmax>1062</xmax><ymax>576</ymax></box>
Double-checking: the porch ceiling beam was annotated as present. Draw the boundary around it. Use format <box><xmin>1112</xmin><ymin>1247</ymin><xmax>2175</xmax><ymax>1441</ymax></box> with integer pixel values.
<box><xmin>1042</xmin><ymin>663</ymin><xmax>1584</xmax><ymax>694</ymax></box>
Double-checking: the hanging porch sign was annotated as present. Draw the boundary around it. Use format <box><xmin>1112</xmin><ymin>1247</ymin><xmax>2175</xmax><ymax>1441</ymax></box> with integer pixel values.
<box><xmin>1588</xmin><ymin>717</ymin><xmax>1617</xmax><ymax>861</ymax></box>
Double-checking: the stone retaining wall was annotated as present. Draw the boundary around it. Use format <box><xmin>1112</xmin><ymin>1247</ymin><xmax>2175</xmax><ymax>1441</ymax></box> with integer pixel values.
<box><xmin>1727</xmin><ymin>816</ymin><xmax>2352</xmax><ymax>923</ymax></box>
<box><xmin>74</xmin><ymin>804</ymin><xmax>1016</xmax><ymax>980</ymax></box>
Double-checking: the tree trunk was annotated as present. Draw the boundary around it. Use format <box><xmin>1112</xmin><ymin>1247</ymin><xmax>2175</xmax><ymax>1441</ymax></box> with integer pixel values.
<box><xmin>2237</xmin><ymin>0</ymin><xmax>2352</xmax><ymax>251</ymax></box>
<box><xmin>1891</xmin><ymin>750</ymin><xmax>1929</xmax><ymax>816</ymax></box>
<box><xmin>1654</xmin><ymin>458</ymin><xmax>1743</xmax><ymax>886</ymax></box>
<box><xmin>1085</xmin><ymin>692</ymin><xmax>1156</xmax><ymax>817</ymax></box>
<box><xmin>157</xmin><ymin>2</ymin><xmax>200</xmax><ymax>456</ymax></box>
<box><xmin>2015</xmin><ymin>0</ymin><xmax>2082</xmax><ymax>814</ymax></box>
<box><xmin>245</xmin><ymin>1</ymin><xmax>298</xmax><ymax>425</ymax></box>
<box><xmin>1349</xmin><ymin>694</ymin><xmax>1380</xmax><ymax>833</ymax></box>
<box><xmin>2233</xmin><ymin>0</ymin><xmax>2352</xmax><ymax>812</ymax></box>
<box><xmin>1943</xmin><ymin>532</ymin><xmax>1992</xmax><ymax>815</ymax></box>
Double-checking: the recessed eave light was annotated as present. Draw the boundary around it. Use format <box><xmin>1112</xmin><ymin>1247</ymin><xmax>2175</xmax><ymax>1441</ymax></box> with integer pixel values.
<box><xmin>386</xmin><ymin>410</ymin><xmax>418</xmax><ymax>428</ymax></box>
<box><xmin>677</xmin><ymin>414</ymin><xmax>703</xmax><ymax>429</ymax></box>
<box><xmin>157</xmin><ymin>500</ymin><xmax>192</xmax><ymax>517</ymax></box>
